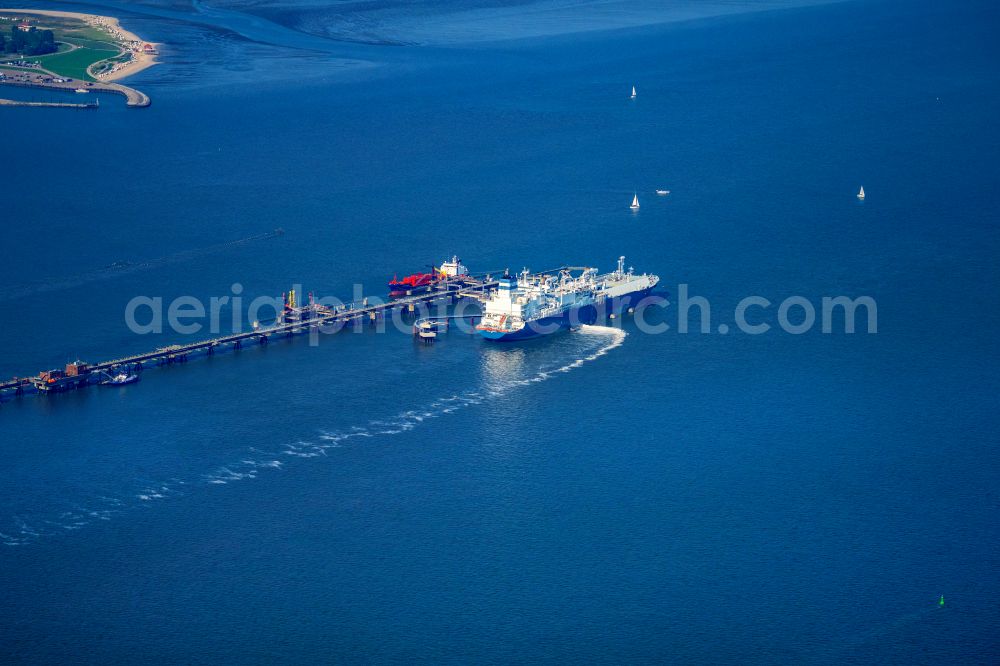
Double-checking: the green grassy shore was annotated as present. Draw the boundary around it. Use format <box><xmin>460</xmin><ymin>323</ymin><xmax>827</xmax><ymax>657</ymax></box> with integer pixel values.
<box><xmin>0</xmin><ymin>13</ymin><xmax>125</xmax><ymax>81</ymax></box>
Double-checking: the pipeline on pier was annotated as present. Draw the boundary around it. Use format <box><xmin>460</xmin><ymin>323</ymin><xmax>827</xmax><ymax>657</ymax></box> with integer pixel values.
<box><xmin>0</xmin><ymin>277</ymin><xmax>497</xmax><ymax>400</ymax></box>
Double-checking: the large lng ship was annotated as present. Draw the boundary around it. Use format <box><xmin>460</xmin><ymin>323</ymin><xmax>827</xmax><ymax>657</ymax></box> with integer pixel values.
<box><xmin>476</xmin><ymin>257</ymin><xmax>658</xmax><ymax>341</ymax></box>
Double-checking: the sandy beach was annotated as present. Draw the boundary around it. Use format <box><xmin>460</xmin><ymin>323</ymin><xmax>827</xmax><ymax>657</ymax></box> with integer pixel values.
<box><xmin>0</xmin><ymin>8</ymin><xmax>159</xmax><ymax>81</ymax></box>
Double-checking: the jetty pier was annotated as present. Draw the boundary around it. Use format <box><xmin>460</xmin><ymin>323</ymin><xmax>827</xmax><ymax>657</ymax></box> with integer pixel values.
<box><xmin>0</xmin><ymin>75</ymin><xmax>150</xmax><ymax>107</ymax></box>
<box><xmin>0</xmin><ymin>97</ymin><xmax>99</xmax><ymax>109</ymax></box>
<box><xmin>0</xmin><ymin>278</ymin><xmax>498</xmax><ymax>401</ymax></box>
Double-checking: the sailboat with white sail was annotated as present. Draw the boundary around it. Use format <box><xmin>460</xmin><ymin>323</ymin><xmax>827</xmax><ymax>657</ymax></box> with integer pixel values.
<box><xmin>630</xmin><ymin>193</ymin><xmax>640</xmax><ymax>210</ymax></box>
<box><xmin>857</xmin><ymin>186</ymin><xmax>865</xmax><ymax>200</ymax></box>
<box><xmin>630</xmin><ymin>85</ymin><xmax>637</xmax><ymax>99</ymax></box>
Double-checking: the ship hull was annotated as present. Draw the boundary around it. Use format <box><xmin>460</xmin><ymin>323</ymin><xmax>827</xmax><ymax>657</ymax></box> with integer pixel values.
<box><xmin>478</xmin><ymin>305</ymin><xmax>597</xmax><ymax>341</ymax></box>
<box><xmin>388</xmin><ymin>282</ymin><xmax>433</xmax><ymax>294</ymax></box>
<box><xmin>599</xmin><ymin>285</ymin><xmax>657</xmax><ymax>315</ymax></box>
<box><xmin>478</xmin><ymin>284</ymin><xmax>657</xmax><ymax>341</ymax></box>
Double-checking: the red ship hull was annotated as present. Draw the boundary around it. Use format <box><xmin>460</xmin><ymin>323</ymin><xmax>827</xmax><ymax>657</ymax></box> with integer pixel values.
<box><xmin>388</xmin><ymin>272</ymin><xmax>437</xmax><ymax>293</ymax></box>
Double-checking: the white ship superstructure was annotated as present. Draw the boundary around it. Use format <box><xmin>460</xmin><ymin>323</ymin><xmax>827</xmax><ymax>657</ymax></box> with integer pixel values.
<box><xmin>438</xmin><ymin>256</ymin><xmax>469</xmax><ymax>278</ymax></box>
<box><xmin>476</xmin><ymin>268</ymin><xmax>597</xmax><ymax>340</ymax></box>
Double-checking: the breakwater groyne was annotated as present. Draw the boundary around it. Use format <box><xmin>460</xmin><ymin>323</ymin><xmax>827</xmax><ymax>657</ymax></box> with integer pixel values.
<box><xmin>0</xmin><ymin>76</ymin><xmax>150</xmax><ymax>107</ymax></box>
<box><xmin>0</xmin><ymin>97</ymin><xmax>97</xmax><ymax>108</ymax></box>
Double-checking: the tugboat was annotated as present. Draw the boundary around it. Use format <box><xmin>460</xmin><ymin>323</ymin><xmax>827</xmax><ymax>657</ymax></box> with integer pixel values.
<box><xmin>101</xmin><ymin>370</ymin><xmax>140</xmax><ymax>386</ymax></box>
<box><xmin>413</xmin><ymin>317</ymin><xmax>449</xmax><ymax>339</ymax></box>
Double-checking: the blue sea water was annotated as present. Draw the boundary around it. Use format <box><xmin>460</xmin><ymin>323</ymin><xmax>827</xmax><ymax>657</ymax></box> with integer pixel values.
<box><xmin>1</xmin><ymin>0</ymin><xmax>999</xmax><ymax>662</ymax></box>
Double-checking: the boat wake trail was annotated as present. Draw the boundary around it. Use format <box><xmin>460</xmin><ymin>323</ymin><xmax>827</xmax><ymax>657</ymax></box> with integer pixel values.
<box><xmin>837</xmin><ymin>604</ymin><xmax>940</xmax><ymax>657</ymax></box>
<box><xmin>0</xmin><ymin>229</ymin><xmax>283</xmax><ymax>303</ymax></box>
<box><xmin>283</xmin><ymin>325</ymin><xmax>625</xmax><ymax>458</ymax></box>
<box><xmin>0</xmin><ymin>326</ymin><xmax>625</xmax><ymax>547</ymax></box>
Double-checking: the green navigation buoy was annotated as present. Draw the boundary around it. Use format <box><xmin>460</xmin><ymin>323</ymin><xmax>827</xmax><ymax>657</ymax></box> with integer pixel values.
<box><xmin>939</xmin><ymin>595</ymin><xmax>945</xmax><ymax>607</ymax></box>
